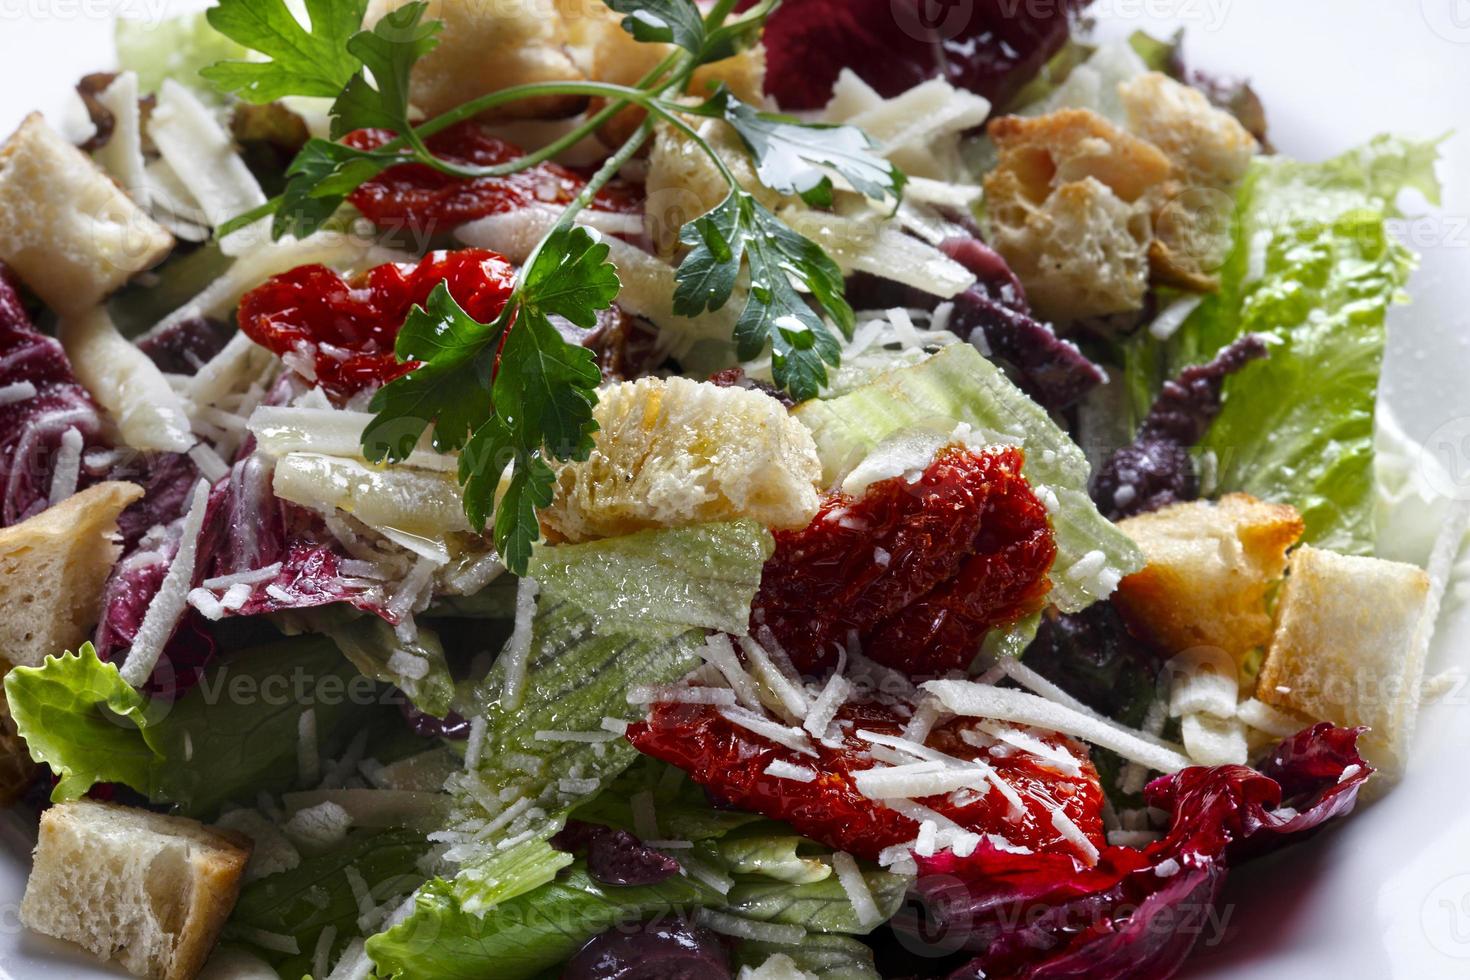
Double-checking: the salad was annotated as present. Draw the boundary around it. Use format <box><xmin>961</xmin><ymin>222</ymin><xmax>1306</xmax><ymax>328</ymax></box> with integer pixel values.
<box><xmin>0</xmin><ymin>1</ymin><xmax>1459</xmax><ymax>978</ymax></box>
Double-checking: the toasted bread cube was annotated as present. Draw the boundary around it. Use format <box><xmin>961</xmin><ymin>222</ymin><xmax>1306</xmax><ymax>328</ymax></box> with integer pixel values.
<box><xmin>984</xmin><ymin>110</ymin><xmax>1172</xmax><ymax>321</ymax></box>
<box><xmin>541</xmin><ymin>378</ymin><xmax>822</xmax><ymax>543</ymax></box>
<box><xmin>368</xmin><ymin>0</ymin><xmax>586</xmax><ymax>120</ymax></box>
<box><xmin>0</xmin><ymin>114</ymin><xmax>172</xmax><ymax>317</ymax></box>
<box><xmin>1114</xmin><ymin>494</ymin><xmax>1304</xmax><ymax>663</ymax></box>
<box><xmin>0</xmin><ymin>481</ymin><xmax>142</xmax><ymax>669</ymax></box>
<box><xmin>20</xmin><ymin>800</ymin><xmax>251</xmax><ymax>980</ymax></box>
<box><xmin>1119</xmin><ymin>72</ymin><xmax>1258</xmax><ymax>190</ymax></box>
<box><xmin>1256</xmin><ymin>545</ymin><xmax>1432</xmax><ymax>780</ymax></box>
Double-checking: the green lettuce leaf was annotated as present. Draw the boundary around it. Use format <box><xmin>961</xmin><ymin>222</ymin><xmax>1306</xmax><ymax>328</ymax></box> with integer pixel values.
<box><xmin>115</xmin><ymin>11</ymin><xmax>250</xmax><ymax>97</ymax></box>
<box><xmin>310</xmin><ymin>610</ymin><xmax>456</xmax><ymax>717</ymax></box>
<box><xmin>365</xmin><ymin>864</ymin><xmax>722</xmax><ymax>980</ymax></box>
<box><xmin>794</xmin><ymin>343</ymin><xmax>1143</xmax><ymax>610</ymax></box>
<box><xmin>1134</xmin><ymin>136</ymin><xmax>1440</xmax><ymax>553</ymax></box>
<box><xmin>725</xmin><ymin>863</ymin><xmax>907</xmax><ymax>934</ymax></box>
<box><xmin>526</xmin><ymin>519</ymin><xmax>775</xmax><ymax>638</ymax></box>
<box><xmin>4</xmin><ymin>637</ymin><xmax>387</xmax><ymax>816</ymax></box>
<box><xmin>228</xmin><ymin>828</ymin><xmax>429</xmax><ymax>975</ymax></box>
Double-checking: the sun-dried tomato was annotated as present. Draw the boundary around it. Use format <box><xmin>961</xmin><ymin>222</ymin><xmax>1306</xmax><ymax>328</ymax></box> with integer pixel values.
<box><xmin>237</xmin><ymin>248</ymin><xmax>517</xmax><ymax>400</ymax></box>
<box><xmin>344</xmin><ymin>122</ymin><xmax>643</xmax><ymax>233</ymax></box>
<box><xmin>627</xmin><ymin>700</ymin><xmax>1104</xmax><ymax>863</ymax></box>
<box><xmin>752</xmin><ymin>446</ymin><xmax>1056</xmax><ymax>676</ymax></box>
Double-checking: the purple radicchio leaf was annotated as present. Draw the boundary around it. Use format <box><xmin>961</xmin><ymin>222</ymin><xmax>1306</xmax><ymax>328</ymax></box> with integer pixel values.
<box><xmin>552</xmin><ymin>820</ymin><xmax>682</xmax><ymax>887</ymax></box>
<box><xmin>564</xmin><ymin>919</ymin><xmax>731</xmax><ymax>980</ymax></box>
<box><xmin>906</xmin><ymin>724</ymin><xmax>1371</xmax><ymax>980</ymax></box>
<box><xmin>0</xmin><ymin>268</ymin><xmax>110</xmax><ymax>526</ymax></box>
<box><xmin>1092</xmin><ymin>335</ymin><xmax>1268</xmax><ymax>519</ymax></box>
<box><xmin>136</xmin><ymin>315</ymin><xmax>231</xmax><ymax>376</ymax></box>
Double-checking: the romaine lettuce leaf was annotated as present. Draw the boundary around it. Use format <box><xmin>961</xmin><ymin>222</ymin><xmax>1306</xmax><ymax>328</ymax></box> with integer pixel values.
<box><xmin>794</xmin><ymin>343</ymin><xmax>1144</xmax><ymax>611</ymax></box>
<box><xmin>115</xmin><ymin>11</ymin><xmax>249</xmax><ymax>97</ymax></box>
<box><xmin>228</xmin><ymin>828</ymin><xmax>429</xmax><ymax>976</ymax></box>
<box><xmin>726</xmin><ymin>865</ymin><xmax>907</xmax><ymax>934</ymax></box>
<box><xmin>1135</xmin><ymin>136</ymin><xmax>1440</xmax><ymax>553</ymax></box>
<box><xmin>365</xmin><ymin>864</ymin><xmax>722</xmax><ymax>980</ymax></box>
<box><xmin>526</xmin><ymin>520</ymin><xmax>775</xmax><ymax>639</ymax></box>
<box><xmin>4</xmin><ymin>637</ymin><xmax>386</xmax><ymax>816</ymax></box>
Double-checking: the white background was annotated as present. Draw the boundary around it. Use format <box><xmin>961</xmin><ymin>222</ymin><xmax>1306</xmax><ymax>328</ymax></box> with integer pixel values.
<box><xmin>1</xmin><ymin>0</ymin><xmax>1470</xmax><ymax>977</ymax></box>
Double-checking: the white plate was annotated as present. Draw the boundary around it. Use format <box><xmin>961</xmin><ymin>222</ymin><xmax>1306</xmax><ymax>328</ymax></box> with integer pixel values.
<box><xmin>1</xmin><ymin>2</ymin><xmax>1468</xmax><ymax>978</ymax></box>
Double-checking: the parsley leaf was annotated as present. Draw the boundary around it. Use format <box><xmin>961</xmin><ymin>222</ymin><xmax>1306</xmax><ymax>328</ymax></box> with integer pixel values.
<box><xmin>363</xmin><ymin>227</ymin><xmax>611</xmax><ymax>574</ymax></box>
<box><xmin>693</xmin><ymin>89</ymin><xmax>906</xmax><ymax>208</ymax></box>
<box><xmin>606</xmin><ymin>0</ymin><xmax>706</xmax><ymax>54</ymax></box>
<box><xmin>272</xmin><ymin>138</ymin><xmax>397</xmax><ymax>239</ymax></box>
<box><xmin>674</xmin><ymin>191</ymin><xmax>847</xmax><ymax>400</ymax></box>
<box><xmin>330</xmin><ymin>1</ymin><xmax>442</xmax><ymax>139</ymax></box>
<box><xmin>202</xmin><ymin>0</ymin><xmax>369</xmax><ymax>103</ymax></box>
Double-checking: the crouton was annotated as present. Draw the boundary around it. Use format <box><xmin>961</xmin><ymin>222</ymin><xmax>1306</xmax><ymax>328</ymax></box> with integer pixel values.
<box><xmin>645</xmin><ymin>117</ymin><xmax>778</xmax><ymax>257</ymax></box>
<box><xmin>0</xmin><ymin>481</ymin><xmax>142</xmax><ymax>669</ymax></box>
<box><xmin>20</xmin><ymin>800</ymin><xmax>251</xmax><ymax>980</ymax></box>
<box><xmin>541</xmin><ymin>377</ymin><xmax>822</xmax><ymax>543</ymax></box>
<box><xmin>984</xmin><ymin>172</ymin><xmax>1153</xmax><ymax>321</ymax></box>
<box><xmin>1121</xmin><ymin>73</ymin><xmax>1258</xmax><ymax>290</ymax></box>
<box><xmin>0</xmin><ymin>114</ymin><xmax>172</xmax><ymax>316</ymax></box>
<box><xmin>1113</xmin><ymin>493</ymin><xmax>1304</xmax><ymax>663</ymax></box>
<box><xmin>984</xmin><ymin>109</ymin><xmax>1171</xmax><ymax>320</ymax></box>
<box><xmin>367</xmin><ymin>0</ymin><xmax>587</xmax><ymax>120</ymax></box>
<box><xmin>1256</xmin><ymin>545</ymin><xmax>1432</xmax><ymax>780</ymax></box>
<box><xmin>1119</xmin><ymin>72</ymin><xmax>1258</xmax><ymax>190</ymax></box>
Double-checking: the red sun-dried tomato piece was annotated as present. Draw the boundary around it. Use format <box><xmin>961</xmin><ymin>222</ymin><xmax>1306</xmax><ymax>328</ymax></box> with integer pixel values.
<box><xmin>627</xmin><ymin>699</ymin><xmax>1104</xmax><ymax>864</ymax></box>
<box><xmin>344</xmin><ymin>122</ymin><xmax>643</xmax><ymax>233</ymax></box>
<box><xmin>752</xmin><ymin>446</ymin><xmax>1056</xmax><ymax>676</ymax></box>
<box><xmin>238</xmin><ymin>248</ymin><xmax>517</xmax><ymax>401</ymax></box>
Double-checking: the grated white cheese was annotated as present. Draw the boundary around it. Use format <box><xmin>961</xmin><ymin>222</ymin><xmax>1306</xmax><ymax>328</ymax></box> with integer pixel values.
<box><xmin>699</xmin><ymin>633</ymin><xmax>762</xmax><ymax>710</ymax></box>
<box><xmin>312</xmin><ymin>925</ymin><xmax>338</xmax><ymax>980</ymax></box>
<box><xmin>462</xmin><ymin>715</ymin><xmax>488</xmax><ymax>771</ymax></box>
<box><xmin>680</xmin><ymin>854</ymin><xmax>735</xmax><ymax>895</ymax></box>
<box><xmin>718</xmin><ymin>706</ymin><xmax>819</xmax><ymax>757</ymax></box>
<box><xmin>628</xmin><ymin>685</ymin><xmax>737</xmax><ymax>706</ymax></box>
<box><xmin>120</xmin><ymin>479</ymin><xmax>211</xmax><ymax>687</ymax></box>
<box><xmin>967</xmin><ymin>723</ymin><xmax>1083</xmax><ymax>777</ymax></box>
<box><xmin>831</xmin><ymin>852</ymin><xmax>882</xmax><ymax>929</ymax></box>
<box><xmin>0</xmin><ymin>380</ymin><xmax>37</xmax><ymax>406</ymax></box>
<box><xmin>914</xmin><ymin>820</ymin><xmax>938</xmax><ymax>858</ymax></box>
<box><xmin>599</xmin><ymin>716</ymin><xmax>629</xmax><ymax>736</ymax></box>
<box><xmin>187</xmin><ymin>441</ymin><xmax>230</xmax><ymax>483</ymax></box>
<box><xmin>1107</xmin><ymin>829</ymin><xmax>1162</xmax><ymax>848</ymax></box>
<box><xmin>201</xmin><ymin>563</ymin><xmax>283</xmax><ymax>590</ymax></box>
<box><xmin>1169</xmin><ymin>663</ymin><xmax>1238</xmax><ymax>719</ymax></box>
<box><xmin>186</xmin><ymin>587</ymin><xmax>225</xmax><ymax>621</ymax></box>
<box><xmin>218</xmin><ymin>581</ymin><xmax>252</xmax><ymax>612</ymax></box>
<box><xmin>1049</xmin><ymin>808</ymin><xmax>1100</xmax><ymax>866</ymax></box>
<box><xmin>853</xmin><ymin>761</ymin><xmax>989</xmax><ymax>800</ymax></box>
<box><xmin>886</xmin><ymin>307</ymin><xmax>921</xmax><ymax>348</ymax></box>
<box><xmin>740</xmin><ymin>635</ymin><xmax>811</xmax><ymax>722</ymax></box>
<box><xmin>500</xmin><ymin>577</ymin><xmax>540</xmax><ymax>710</ymax></box>
<box><xmin>1237</xmin><ymin>697</ymin><xmax>1307</xmax><ymax>738</ymax></box>
<box><xmin>803</xmin><ymin>654</ymin><xmax>850</xmax><ymax>739</ymax></box>
<box><xmin>1180</xmin><ymin>712</ymin><xmax>1249</xmax><ymax>767</ymax></box>
<box><xmin>284</xmin><ymin>801</ymin><xmax>354</xmax><ymax>850</ymax></box>
<box><xmin>47</xmin><ymin>427</ymin><xmax>83</xmax><ymax>506</ymax></box>
<box><xmin>922</xmin><ymin>680</ymin><xmax>1192</xmax><ymax>773</ymax></box>
<box><xmin>763</xmin><ymin>759</ymin><xmax>816</xmax><ymax>783</ymax></box>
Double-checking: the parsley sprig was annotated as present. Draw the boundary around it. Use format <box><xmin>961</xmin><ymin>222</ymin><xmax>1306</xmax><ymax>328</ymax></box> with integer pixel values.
<box><xmin>207</xmin><ymin>0</ymin><xmax>905</xmax><ymax>572</ymax></box>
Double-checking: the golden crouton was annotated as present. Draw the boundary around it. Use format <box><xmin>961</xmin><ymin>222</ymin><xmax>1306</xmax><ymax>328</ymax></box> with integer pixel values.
<box><xmin>541</xmin><ymin>378</ymin><xmax>822</xmax><ymax>543</ymax></box>
<box><xmin>1113</xmin><ymin>493</ymin><xmax>1304</xmax><ymax>663</ymax></box>
<box><xmin>368</xmin><ymin>0</ymin><xmax>588</xmax><ymax>120</ymax></box>
<box><xmin>1256</xmin><ymin>545</ymin><xmax>1432</xmax><ymax>781</ymax></box>
<box><xmin>1119</xmin><ymin>72</ymin><xmax>1258</xmax><ymax>190</ymax></box>
<box><xmin>0</xmin><ymin>114</ymin><xmax>172</xmax><ymax>316</ymax></box>
<box><xmin>984</xmin><ymin>110</ymin><xmax>1172</xmax><ymax>321</ymax></box>
<box><xmin>0</xmin><ymin>481</ymin><xmax>143</xmax><ymax>669</ymax></box>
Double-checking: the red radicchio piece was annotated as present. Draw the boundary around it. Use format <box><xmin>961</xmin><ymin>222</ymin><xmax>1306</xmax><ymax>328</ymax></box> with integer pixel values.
<box><xmin>345</xmin><ymin>122</ymin><xmax>643</xmax><ymax>234</ymax></box>
<box><xmin>628</xmin><ymin>700</ymin><xmax>1103</xmax><ymax>864</ymax></box>
<box><xmin>0</xmin><ymin>268</ymin><xmax>110</xmax><ymax>526</ymax></box>
<box><xmin>237</xmin><ymin>248</ymin><xmax>517</xmax><ymax>401</ymax></box>
<box><xmin>907</xmin><ymin>724</ymin><xmax>1372</xmax><ymax>980</ymax></box>
<box><xmin>755</xmin><ymin>0</ymin><xmax>1089</xmax><ymax>111</ymax></box>
<box><xmin>1092</xmin><ymin>335</ymin><xmax>1268</xmax><ymax>520</ymax></box>
<box><xmin>752</xmin><ymin>446</ymin><xmax>1056</xmax><ymax>676</ymax></box>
